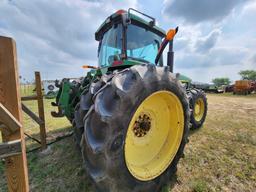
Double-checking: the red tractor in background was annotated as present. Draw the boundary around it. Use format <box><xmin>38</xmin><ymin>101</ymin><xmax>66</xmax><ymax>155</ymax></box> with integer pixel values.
<box><xmin>233</xmin><ymin>80</ymin><xmax>256</xmax><ymax>95</ymax></box>
<box><xmin>251</xmin><ymin>81</ymin><xmax>256</xmax><ymax>92</ymax></box>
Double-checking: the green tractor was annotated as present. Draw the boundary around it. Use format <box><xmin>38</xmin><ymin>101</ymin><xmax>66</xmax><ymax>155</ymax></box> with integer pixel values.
<box><xmin>52</xmin><ymin>9</ymin><xmax>207</xmax><ymax>192</ymax></box>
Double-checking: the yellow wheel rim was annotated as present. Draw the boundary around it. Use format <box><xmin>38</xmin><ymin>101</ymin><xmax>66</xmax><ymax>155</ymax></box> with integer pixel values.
<box><xmin>194</xmin><ymin>97</ymin><xmax>205</xmax><ymax>122</ymax></box>
<box><xmin>124</xmin><ymin>91</ymin><xmax>184</xmax><ymax>181</ymax></box>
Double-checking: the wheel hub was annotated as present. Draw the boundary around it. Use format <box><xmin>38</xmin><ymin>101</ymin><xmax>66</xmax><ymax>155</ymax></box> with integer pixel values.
<box><xmin>133</xmin><ymin>114</ymin><xmax>151</xmax><ymax>137</ymax></box>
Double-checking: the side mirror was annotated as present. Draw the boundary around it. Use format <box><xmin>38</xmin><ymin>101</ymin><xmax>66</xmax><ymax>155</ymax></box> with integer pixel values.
<box><xmin>166</xmin><ymin>27</ymin><xmax>178</xmax><ymax>41</ymax></box>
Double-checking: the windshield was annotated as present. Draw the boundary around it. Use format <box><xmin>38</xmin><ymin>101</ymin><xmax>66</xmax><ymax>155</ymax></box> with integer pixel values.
<box><xmin>127</xmin><ymin>24</ymin><xmax>163</xmax><ymax>65</ymax></box>
<box><xmin>98</xmin><ymin>23</ymin><xmax>163</xmax><ymax>67</ymax></box>
<box><xmin>98</xmin><ymin>24</ymin><xmax>123</xmax><ymax>67</ymax></box>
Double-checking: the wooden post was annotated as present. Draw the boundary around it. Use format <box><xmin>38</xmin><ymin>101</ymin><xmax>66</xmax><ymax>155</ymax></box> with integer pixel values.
<box><xmin>0</xmin><ymin>103</ymin><xmax>22</xmax><ymax>133</ymax></box>
<box><xmin>0</xmin><ymin>36</ymin><xmax>29</xmax><ymax>191</ymax></box>
<box><xmin>35</xmin><ymin>71</ymin><xmax>47</xmax><ymax>150</ymax></box>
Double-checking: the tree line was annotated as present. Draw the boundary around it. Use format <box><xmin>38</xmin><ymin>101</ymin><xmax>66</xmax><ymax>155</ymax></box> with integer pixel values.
<box><xmin>212</xmin><ymin>70</ymin><xmax>256</xmax><ymax>87</ymax></box>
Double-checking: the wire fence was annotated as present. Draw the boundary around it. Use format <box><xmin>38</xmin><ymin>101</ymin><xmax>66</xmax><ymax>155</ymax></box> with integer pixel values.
<box><xmin>20</xmin><ymin>84</ymin><xmax>36</xmax><ymax>97</ymax></box>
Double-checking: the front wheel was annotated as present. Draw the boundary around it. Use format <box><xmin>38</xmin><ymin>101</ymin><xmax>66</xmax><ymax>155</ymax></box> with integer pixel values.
<box><xmin>80</xmin><ymin>65</ymin><xmax>190</xmax><ymax>192</ymax></box>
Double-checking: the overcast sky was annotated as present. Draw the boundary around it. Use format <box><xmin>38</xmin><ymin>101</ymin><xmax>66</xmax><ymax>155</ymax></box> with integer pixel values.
<box><xmin>0</xmin><ymin>0</ymin><xmax>255</xmax><ymax>83</ymax></box>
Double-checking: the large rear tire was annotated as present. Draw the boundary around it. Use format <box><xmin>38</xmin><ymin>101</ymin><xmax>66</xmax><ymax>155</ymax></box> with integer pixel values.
<box><xmin>73</xmin><ymin>80</ymin><xmax>105</xmax><ymax>148</ymax></box>
<box><xmin>80</xmin><ymin>65</ymin><xmax>190</xmax><ymax>192</ymax></box>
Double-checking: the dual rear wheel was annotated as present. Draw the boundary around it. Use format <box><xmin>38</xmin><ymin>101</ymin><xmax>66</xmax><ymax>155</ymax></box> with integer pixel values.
<box><xmin>188</xmin><ymin>89</ymin><xmax>208</xmax><ymax>130</ymax></box>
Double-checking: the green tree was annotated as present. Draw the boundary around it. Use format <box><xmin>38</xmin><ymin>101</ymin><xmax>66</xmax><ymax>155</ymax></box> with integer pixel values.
<box><xmin>212</xmin><ymin>77</ymin><xmax>231</xmax><ymax>87</ymax></box>
<box><xmin>239</xmin><ymin>70</ymin><xmax>256</xmax><ymax>81</ymax></box>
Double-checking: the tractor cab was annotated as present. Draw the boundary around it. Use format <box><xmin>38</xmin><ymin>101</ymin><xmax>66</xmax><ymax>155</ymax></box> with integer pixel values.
<box><xmin>95</xmin><ymin>9</ymin><xmax>166</xmax><ymax>70</ymax></box>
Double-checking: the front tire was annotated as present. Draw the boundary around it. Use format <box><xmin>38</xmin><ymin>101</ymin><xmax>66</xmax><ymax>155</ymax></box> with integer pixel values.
<box><xmin>80</xmin><ymin>65</ymin><xmax>190</xmax><ymax>192</ymax></box>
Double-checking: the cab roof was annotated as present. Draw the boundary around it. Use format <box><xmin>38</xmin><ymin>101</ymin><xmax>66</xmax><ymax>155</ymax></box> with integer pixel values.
<box><xmin>95</xmin><ymin>9</ymin><xmax>166</xmax><ymax>41</ymax></box>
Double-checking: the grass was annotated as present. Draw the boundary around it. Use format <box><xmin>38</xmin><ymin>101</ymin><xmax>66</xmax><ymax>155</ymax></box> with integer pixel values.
<box><xmin>1</xmin><ymin>85</ymin><xmax>78</xmax><ymax>191</ymax></box>
<box><xmin>219</xmin><ymin>92</ymin><xmax>256</xmax><ymax>98</ymax></box>
<box><xmin>20</xmin><ymin>84</ymin><xmax>36</xmax><ymax>97</ymax></box>
<box><xmin>1</xmin><ymin>92</ymin><xmax>256</xmax><ymax>191</ymax></box>
<box><xmin>190</xmin><ymin>179</ymin><xmax>209</xmax><ymax>192</ymax></box>
<box><xmin>172</xmin><ymin>93</ymin><xmax>256</xmax><ymax>192</ymax></box>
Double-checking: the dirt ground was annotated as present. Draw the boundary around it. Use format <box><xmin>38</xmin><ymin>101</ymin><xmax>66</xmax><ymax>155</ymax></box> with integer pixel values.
<box><xmin>171</xmin><ymin>94</ymin><xmax>256</xmax><ymax>192</ymax></box>
<box><xmin>0</xmin><ymin>93</ymin><xmax>256</xmax><ymax>192</ymax></box>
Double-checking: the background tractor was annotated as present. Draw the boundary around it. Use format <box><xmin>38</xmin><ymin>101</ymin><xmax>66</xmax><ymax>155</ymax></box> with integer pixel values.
<box><xmin>233</xmin><ymin>80</ymin><xmax>255</xmax><ymax>95</ymax></box>
<box><xmin>52</xmin><ymin>8</ymin><xmax>207</xmax><ymax>192</ymax></box>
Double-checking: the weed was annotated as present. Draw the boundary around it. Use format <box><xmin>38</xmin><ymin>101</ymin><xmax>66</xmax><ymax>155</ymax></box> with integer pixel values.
<box><xmin>190</xmin><ymin>179</ymin><xmax>209</xmax><ymax>192</ymax></box>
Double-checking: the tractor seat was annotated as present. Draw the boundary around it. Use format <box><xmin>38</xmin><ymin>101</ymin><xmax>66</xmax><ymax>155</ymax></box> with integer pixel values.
<box><xmin>108</xmin><ymin>55</ymin><xmax>120</xmax><ymax>65</ymax></box>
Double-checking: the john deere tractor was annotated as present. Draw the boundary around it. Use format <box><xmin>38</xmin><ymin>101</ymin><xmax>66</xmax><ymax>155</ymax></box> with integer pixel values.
<box><xmin>52</xmin><ymin>9</ymin><xmax>207</xmax><ymax>192</ymax></box>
